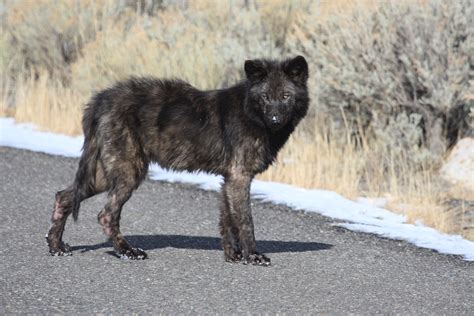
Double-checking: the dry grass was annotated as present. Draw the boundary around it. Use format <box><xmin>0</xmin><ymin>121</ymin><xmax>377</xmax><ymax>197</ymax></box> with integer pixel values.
<box><xmin>258</xmin><ymin>127</ymin><xmax>362</xmax><ymax>198</ymax></box>
<box><xmin>1</xmin><ymin>0</ymin><xmax>472</xmax><ymax>239</ymax></box>
<box><xmin>258</xmin><ymin>123</ymin><xmax>467</xmax><ymax>234</ymax></box>
<box><xmin>9</xmin><ymin>73</ymin><xmax>84</xmax><ymax>135</ymax></box>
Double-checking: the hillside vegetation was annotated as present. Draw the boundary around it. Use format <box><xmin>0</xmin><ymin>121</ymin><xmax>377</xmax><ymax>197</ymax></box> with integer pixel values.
<box><xmin>1</xmin><ymin>0</ymin><xmax>473</xmax><ymax>238</ymax></box>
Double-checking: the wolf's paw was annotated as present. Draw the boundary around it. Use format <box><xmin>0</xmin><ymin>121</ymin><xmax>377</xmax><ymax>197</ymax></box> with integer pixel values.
<box><xmin>223</xmin><ymin>244</ymin><xmax>242</xmax><ymax>263</ymax></box>
<box><xmin>224</xmin><ymin>250</ymin><xmax>242</xmax><ymax>263</ymax></box>
<box><xmin>242</xmin><ymin>253</ymin><xmax>271</xmax><ymax>266</ymax></box>
<box><xmin>47</xmin><ymin>239</ymin><xmax>72</xmax><ymax>257</ymax></box>
<box><xmin>117</xmin><ymin>247</ymin><xmax>148</xmax><ymax>260</ymax></box>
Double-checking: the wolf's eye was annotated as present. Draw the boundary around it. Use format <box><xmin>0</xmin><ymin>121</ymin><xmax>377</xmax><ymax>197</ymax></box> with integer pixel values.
<box><xmin>282</xmin><ymin>93</ymin><xmax>291</xmax><ymax>100</ymax></box>
<box><xmin>261</xmin><ymin>93</ymin><xmax>269</xmax><ymax>101</ymax></box>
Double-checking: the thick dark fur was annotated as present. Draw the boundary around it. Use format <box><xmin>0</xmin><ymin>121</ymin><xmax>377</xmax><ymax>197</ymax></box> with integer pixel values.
<box><xmin>47</xmin><ymin>56</ymin><xmax>309</xmax><ymax>265</ymax></box>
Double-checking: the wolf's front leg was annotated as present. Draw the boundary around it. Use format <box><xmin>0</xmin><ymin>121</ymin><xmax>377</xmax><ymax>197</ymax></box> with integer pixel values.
<box><xmin>220</xmin><ymin>174</ymin><xmax>270</xmax><ymax>266</ymax></box>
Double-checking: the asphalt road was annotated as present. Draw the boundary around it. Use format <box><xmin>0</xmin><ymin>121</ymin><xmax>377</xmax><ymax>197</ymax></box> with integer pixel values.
<box><xmin>0</xmin><ymin>146</ymin><xmax>473</xmax><ymax>314</ymax></box>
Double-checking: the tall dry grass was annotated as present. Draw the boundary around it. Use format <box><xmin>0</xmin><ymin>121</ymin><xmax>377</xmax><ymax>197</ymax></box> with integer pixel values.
<box><xmin>9</xmin><ymin>73</ymin><xmax>84</xmax><ymax>134</ymax></box>
<box><xmin>1</xmin><ymin>0</ymin><xmax>472</xmax><ymax>238</ymax></box>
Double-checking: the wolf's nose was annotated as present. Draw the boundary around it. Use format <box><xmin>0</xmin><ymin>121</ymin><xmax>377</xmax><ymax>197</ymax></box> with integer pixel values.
<box><xmin>271</xmin><ymin>115</ymin><xmax>279</xmax><ymax>124</ymax></box>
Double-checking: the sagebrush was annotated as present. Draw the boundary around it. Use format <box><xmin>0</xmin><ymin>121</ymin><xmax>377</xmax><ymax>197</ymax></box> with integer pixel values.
<box><xmin>1</xmin><ymin>0</ymin><xmax>472</xmax><ymax>237</ymax></box>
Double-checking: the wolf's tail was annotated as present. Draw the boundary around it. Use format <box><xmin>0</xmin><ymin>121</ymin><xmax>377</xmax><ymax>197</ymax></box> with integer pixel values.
<box><xmin>72</xmin><ymin>104</ymin><xmax>100</xmax><ymax>221</ymax></box>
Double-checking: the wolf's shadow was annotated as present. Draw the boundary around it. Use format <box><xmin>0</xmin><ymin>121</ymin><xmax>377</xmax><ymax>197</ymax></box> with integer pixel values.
<box><xmin>71</xmin><ymin>234</ymin><xmax>333</xmax><ymax>254</ymax></box>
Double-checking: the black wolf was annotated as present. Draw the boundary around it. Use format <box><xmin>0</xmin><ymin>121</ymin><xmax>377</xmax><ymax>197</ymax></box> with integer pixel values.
<box><xmin>47</xmin><ymin>56</ymin><xmax>309</xmax><ymax>265</ymax></box>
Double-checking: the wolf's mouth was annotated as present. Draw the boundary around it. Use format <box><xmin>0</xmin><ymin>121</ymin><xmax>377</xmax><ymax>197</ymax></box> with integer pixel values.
<box><xmin>266</xmin><ymin>115</ymin><xmax>285</xmax><ymax>130</ymax></box>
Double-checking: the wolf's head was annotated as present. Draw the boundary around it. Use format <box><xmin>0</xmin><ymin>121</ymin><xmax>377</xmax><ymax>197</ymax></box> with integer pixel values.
<box><xmin>244</xmin><ymin>56</ymin><xmax>309</xmax><ymax>131</ymax></box>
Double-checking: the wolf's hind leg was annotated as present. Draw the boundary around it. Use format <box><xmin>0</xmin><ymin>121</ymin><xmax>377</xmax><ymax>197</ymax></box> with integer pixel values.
<box><xmin>98</xmin><ymin>178</ymin><xmax>147</xmax><ymax>260</ymax></box>
<box><xmin>47</xmin><ymin>187</ymin><xmax>75</xmax><ymax>256</ymax></box>
<box><xmin>47</xmin><ymin>183</ymin><xmax>103</xmax><ymax>256</ymax></box>
<box><xmin>47</xmin><ymin>161</ymin><xmax>106</xmax><ymax>256</ymax></box>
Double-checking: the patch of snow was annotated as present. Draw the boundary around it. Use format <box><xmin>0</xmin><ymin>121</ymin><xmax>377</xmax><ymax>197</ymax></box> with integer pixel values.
<box><xmin>0</xmin><ymin>118</ymin><xmax>83</xmax><ymax>157</ymax></box>
<box><xmin>356</xmin><ymin>197</ymin><xmax>388</xmax><ymax>208</ymax></box>
<box><xmin>340</xmin><ymin>223</ymin><xmax>474</xmax><ymax>260</ymax></box>
<box><xmin>149</xmin><ymin>163</ymin><xmax>222</xmax><ymax>191</ymax></box>
<box><xmin>1</xmin><ymin>117</ymin><xmax>474</xmax><ymax>261</ymax></box>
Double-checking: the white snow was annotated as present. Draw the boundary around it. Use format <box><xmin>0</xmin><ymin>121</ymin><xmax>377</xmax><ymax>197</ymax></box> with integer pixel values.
<box><xmin>356</xmin><ymin>197</ymin><xmax>388</xmax><ymax>208</ymax></box>
<box><xmin>1</xmin><ymin>117</ymin><xmax>474</xmax><ymax>261</ymax></box>
<box><xmin>0</xmin><ymin>118</ymin><xmax>83</xmax><ymax>157</ymax></box>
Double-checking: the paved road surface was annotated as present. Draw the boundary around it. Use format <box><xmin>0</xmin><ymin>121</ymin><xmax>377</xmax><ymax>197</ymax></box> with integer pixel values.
<box><xmin>0</xmin><ymin>146</ymin><xmax>472</xmax><ymax>314</ymax></box>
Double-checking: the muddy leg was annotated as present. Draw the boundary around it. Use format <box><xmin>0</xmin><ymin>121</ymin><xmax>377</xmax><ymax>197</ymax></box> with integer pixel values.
<box><xmin>47</xmin><ymin>187</ymin><xmax>76</xmax><ymax>256</ymax></box>
<box><xmin>220</xmin><ymin>187</ymin><xmax>241</xmax><ymax>262</ymax></box>
<box><xmin>221</xmin><ymin>174</ymin><xmax>270</xmax><ymax>266</ymax></box>
<box><xmin>98</xmin><ymin>183</ymin><xmax>147</xmax><ymax>260</ymax></box>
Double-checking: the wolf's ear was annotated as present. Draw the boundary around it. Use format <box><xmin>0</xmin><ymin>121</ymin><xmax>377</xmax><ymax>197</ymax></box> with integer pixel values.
<box><xmin>245</xmin><ymin>60</ymin><xmax>267</xmax><ymax>82</ymax></box>
<box><xmin>283</xmin><ymin>55</ymin><xmax>308</xmax><ymax>84</ymax></box>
